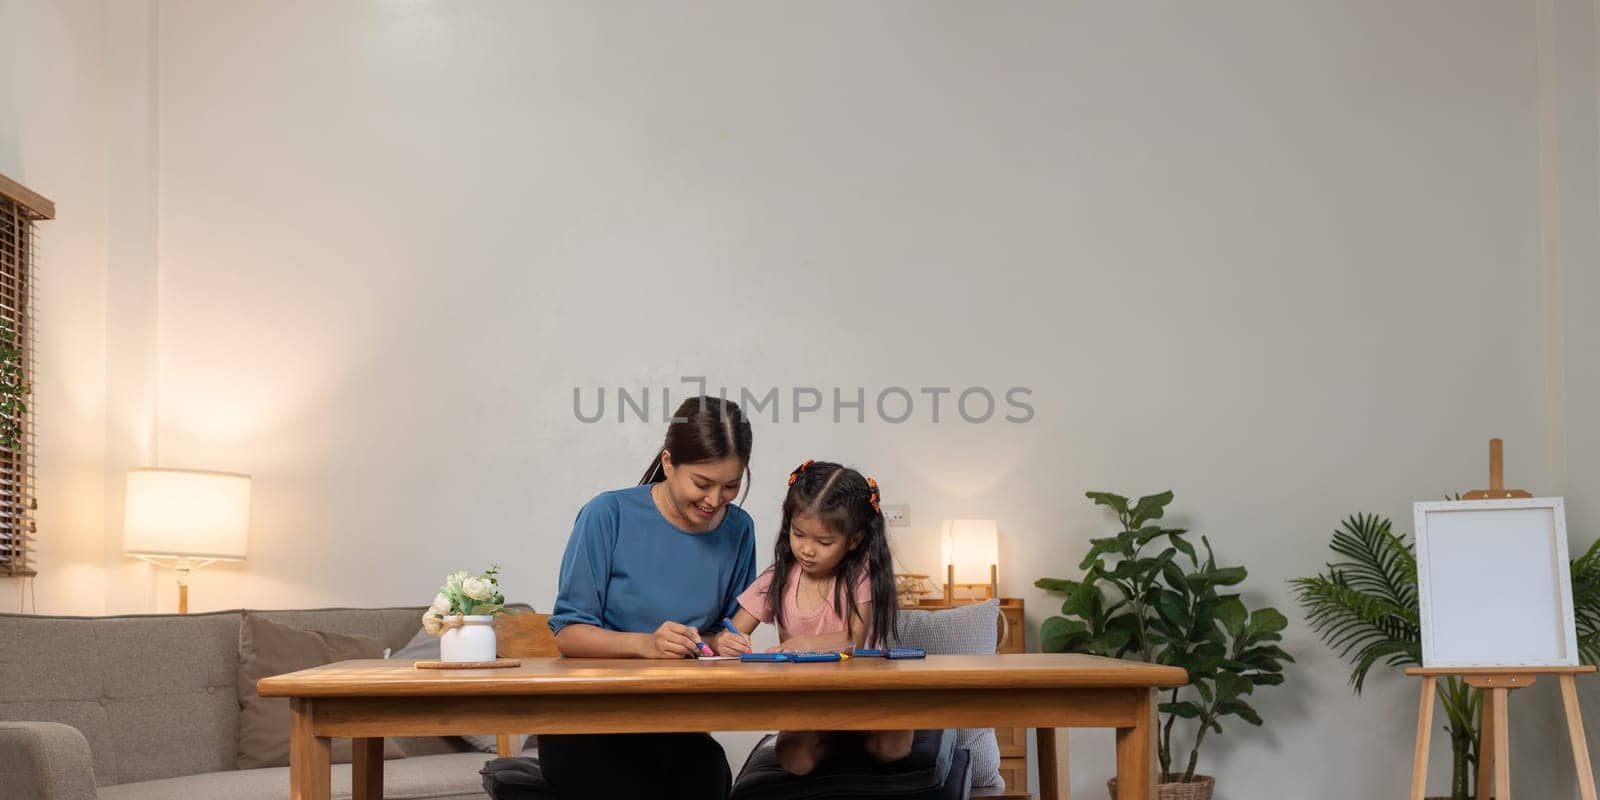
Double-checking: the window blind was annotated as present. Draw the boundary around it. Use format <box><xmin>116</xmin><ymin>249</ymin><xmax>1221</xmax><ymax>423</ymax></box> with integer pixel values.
<box><xmin>0</xmin><ymin>174</ymin><xmax>50</xmax><ymax>578</ymax></box>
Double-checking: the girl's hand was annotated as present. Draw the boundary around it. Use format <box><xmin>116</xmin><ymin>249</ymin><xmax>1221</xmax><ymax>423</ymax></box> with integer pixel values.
<box><xmin>711</xmin><ymin>629</ymin><xmax>752</xmax><ymax>656</ymax></box>
<box><xmin>641</xmin><ymin>621</ymin><xmax>703</xmax><ymax>659</ymax></box>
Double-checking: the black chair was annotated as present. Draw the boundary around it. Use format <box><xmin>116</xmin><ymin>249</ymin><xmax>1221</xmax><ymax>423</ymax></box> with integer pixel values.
<box><xmin>729</xmin><ymin>729</ymin><xmax>972</xmax><ymax>800</ymax></box>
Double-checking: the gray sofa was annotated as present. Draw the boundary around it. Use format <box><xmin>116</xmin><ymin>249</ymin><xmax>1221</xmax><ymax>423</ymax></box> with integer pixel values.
<box><xmin>0</xmin><ymin>607</ymin><xmax>513</xmax><ymax>800</ymax></box>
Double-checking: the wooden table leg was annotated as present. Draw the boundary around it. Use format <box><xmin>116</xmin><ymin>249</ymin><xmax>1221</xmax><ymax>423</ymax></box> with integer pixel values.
<box><xmin>353</xmin><ymin>737</ymin><xmax>384</xmax><ymax>800</ymax></box>
<box><xmin>1410</xmin><ymin>677</ymin><xmax>1436</xmax><ymax>800</ymax></box>
<box><xmin>1477</xmin><ymin>688</ymin><xmax>1495</xmax><ymax>800</ymax></box>
<box><xmin>1560</xmin><ymin>674</ymin><xmax>1599</xmax><ymax>800</ymax></box>
<box><xmin>1036</xmin><ymin>727</ymin><xmax>1070</xmax><ymax>800</ymax></box>
<box><xmin>1493</xmin><ymin>687</ymin><xmax>1511</xmax><ymax>800</ymax></box>
<box><xmin>1115</xmin><ymin>687</ymin><xmax>1156</xmax><ymax>800</ymax></box>
<box><xmin>496</xmin><ymin>734</ymin><xmax>513</xmax><ymax>757</ymax></box>
<box><xmin>289</xmin><ymin>699</ymin><xmax>331</xmax><ymax>800</ymax></box>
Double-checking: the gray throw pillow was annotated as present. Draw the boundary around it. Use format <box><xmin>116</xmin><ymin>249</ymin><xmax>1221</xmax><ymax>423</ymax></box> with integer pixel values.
<box><xmin>893</xmin><ymin>599</ymin><xmax>1003</xmax><ymax>788</ymax></box>
<box><xmin>390</xmin><ymin>626</ymin><xmax>531</xmax><ymax>754</ymax></box>
<box><xmin>236</xmin><ymin>613</ymin><xmax>408</xmax><ymax>769</ymax></box>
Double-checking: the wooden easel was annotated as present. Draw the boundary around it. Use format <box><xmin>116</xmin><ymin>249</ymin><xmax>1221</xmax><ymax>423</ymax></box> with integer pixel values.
<box><xmin>1408</xmin><ymin>666</ymin><xmax>1595</xmax><ymax>800</ymax></box>
<box><xmin>1407</xmin><ymin>439</ymin><xmax>1598</xmax><ymax>800</ymax></box>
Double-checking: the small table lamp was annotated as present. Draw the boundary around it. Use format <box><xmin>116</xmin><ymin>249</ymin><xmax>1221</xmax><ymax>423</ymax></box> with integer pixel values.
<box><xmin>941</xmin><ymin>518</ymin><xmax>999</xmax><ymax>603</ymax></box>
<box><xmin>122</xmin><ymin>468</ymin><xmax>251</xmax><ymax>613</ymax></box>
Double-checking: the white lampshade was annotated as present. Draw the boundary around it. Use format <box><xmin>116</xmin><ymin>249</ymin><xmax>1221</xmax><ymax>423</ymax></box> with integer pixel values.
<box><xmin>123</xmin><ymin>469</ymin><xmax>251</xmax><ymax>560</ymax></box>
<box><xmin>941</xmin><ymin>519</ymin><xmax>999</xmax><ymax>584</ymax></box>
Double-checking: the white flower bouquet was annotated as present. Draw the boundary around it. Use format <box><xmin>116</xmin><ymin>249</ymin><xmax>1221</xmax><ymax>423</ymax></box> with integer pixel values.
<box><xmin>423</xmin><ymin>564</ymin><xmax>512</xmax><ymax>635</ymax></box>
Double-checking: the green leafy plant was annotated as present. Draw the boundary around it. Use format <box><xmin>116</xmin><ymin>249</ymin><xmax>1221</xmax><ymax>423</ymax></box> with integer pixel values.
<box><xmin>1291</xmin><ymin>512</ymin><xmax>1600</xmax><ymax>800</ymax></box>
<box><xmin>1036</xmin><ymin>491</ymin><xmax>1292</xmax><ymax>783</ymax></box>
<box><xmin>0</xmin><ymin>320</ymin><xmax>29</xmax><ymax>452</ymax></box>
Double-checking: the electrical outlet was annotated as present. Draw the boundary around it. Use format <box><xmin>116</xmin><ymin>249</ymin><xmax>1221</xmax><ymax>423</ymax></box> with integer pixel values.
<box><xmin>882</xmin><ymin>504</ymin><xmax>909</xmax><ymax>527</ymax></box>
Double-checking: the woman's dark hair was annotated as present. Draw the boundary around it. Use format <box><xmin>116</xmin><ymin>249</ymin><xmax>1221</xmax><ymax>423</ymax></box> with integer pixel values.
<box><xmin>766</xmin><ymin>460</ymin><xmax>897</xmax><ymax>647</ymax></box>
<box><xmin>638</xmin><ymin>396</ymin><xmax>753</xmax><ymax>500</ymax></box>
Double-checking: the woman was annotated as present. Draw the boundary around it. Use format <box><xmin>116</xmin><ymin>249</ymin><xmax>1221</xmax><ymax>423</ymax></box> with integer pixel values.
<box><xmin>541</xmin><ymin>395</ymin><xmax>757</xmax><ymax>800</ymax></box>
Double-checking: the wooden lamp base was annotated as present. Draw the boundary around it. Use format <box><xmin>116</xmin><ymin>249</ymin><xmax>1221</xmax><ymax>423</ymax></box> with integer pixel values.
<box><xmin>129</xmin><ymin>554</ymin><xmax>223</xmax><ymax>614</ymax></box>
<box><xmin>943</xmin><ymin>563</ymin><xmax>998</xmax><ymax>605</ymax></box>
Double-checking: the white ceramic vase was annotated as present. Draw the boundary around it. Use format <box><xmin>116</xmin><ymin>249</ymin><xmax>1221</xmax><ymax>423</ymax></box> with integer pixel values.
<box><xmin>440</xmin><ymin>615</ymin><xmax>497</xmax><ymax>662</ymax></box>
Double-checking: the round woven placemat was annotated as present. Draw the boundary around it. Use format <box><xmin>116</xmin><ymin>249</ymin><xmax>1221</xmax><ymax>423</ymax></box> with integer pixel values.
<box><xmin>413</xmin><ymin>659</ymin><xmax>521</xmax><ymax>670</ymax></box>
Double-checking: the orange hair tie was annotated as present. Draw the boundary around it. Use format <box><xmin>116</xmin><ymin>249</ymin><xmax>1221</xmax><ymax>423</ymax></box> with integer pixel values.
<box><xmin>788</xmin><ymin>459</ymin><xmax>815</xmax><ymax>487</ymax></box>
<box><xmin>867</xmin><ymin>477</ymin><xmax>881</xmax><ymax>513</ymax></box>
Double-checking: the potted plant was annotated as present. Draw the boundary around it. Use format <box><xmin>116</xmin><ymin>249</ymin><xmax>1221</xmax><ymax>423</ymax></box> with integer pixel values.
<box><xmin>1291</xmin><ymin>512</ymin><xmax>1600</xmax><ymax>800</ymax></box>
<box><xmin>423</xmin><ymin>564</ymin><xmax>515</xmax><ymax>662</ymax></box>
<box><xmin>1036</xmin><ymin>491</ymin><xmax>1292</xmax><ymax>800</ymax></box>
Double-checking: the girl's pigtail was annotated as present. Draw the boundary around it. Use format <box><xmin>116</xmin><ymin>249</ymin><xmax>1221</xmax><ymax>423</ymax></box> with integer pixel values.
<box><xmin>861</xmin><ymin>479</ymin><xmax>898</xmax><ymax>646</ymax></box>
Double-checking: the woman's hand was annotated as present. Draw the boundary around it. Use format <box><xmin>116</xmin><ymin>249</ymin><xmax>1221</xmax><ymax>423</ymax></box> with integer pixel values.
<box><xmin>641</xmin><ymin>621</ymin><xmax>704</xmax><ymax>659</ymax></box>
<box><xmin>710</xmin><ymin>628</ymin><xmax>752</xmax><ymax>656</ymax></box>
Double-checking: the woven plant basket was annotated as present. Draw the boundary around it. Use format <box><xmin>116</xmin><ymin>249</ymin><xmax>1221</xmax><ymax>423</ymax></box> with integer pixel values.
<box><xmin>1107</xmin><ymin>774</ymin><xmax>1215</xmax><ymax>800</ymax></box>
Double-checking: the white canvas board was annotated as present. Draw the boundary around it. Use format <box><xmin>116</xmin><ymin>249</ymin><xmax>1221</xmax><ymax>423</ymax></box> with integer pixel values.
<box><xmin>1414</xmin><ymin>497</ymin><xmax>1576</xmax><ymax>668</ymax></box>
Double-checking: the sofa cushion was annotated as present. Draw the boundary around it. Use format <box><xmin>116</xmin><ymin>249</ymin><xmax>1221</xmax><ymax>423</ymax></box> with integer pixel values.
<box><xmin>99</xmin><ymin>750</ymin><xmax>497</xmax><ymax>800</ymax></box>
<box><xmin>0</xmin><ymin>612</ymin><xmax>244</xmax><ymax>785</ymax></box>
<box><xmin>253</xmin><ymin>608</ymin><xmax>432</xmax><ymax>649</ymax></box>
<box><xmin>893</xmin><ymin>600</ymin><xmax>1002</xmax><ymax>789</ymax></box>
<box><xmin>236</xmin><ymin>613</ymin><xmax>407</xmax><ymax>769</ymax></box>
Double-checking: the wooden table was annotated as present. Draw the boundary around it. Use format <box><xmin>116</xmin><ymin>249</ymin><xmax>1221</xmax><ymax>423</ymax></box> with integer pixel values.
<box><xmin>257</xmin><ymin>653</ymin><xmax>1187</xmax><ymax>800</ymax></box>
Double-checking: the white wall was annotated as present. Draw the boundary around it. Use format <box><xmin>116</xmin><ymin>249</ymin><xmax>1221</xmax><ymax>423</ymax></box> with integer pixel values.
<box><xmin>139</xmin><ymin>2</ymin><xmax>1572</xmax><ymax>796</ymax></box>
<box><xmin>0</xmin><ymin>0</ymin><xmax>111</xmax><ymax>616</ymax></box>
<box><xmin>99</xmin><ymin>0</ymin><xmax>163</xmax><ymax>615</ymax></box>
<box><xmin>1544</xmin><ymin>0</ymin><xmax>1600</xmax><ymax>797</ymax></box>
<box><xmin>7</xmin><ymin>1</ymin><xmax>1599</xmax><ymax>796</ymax></box>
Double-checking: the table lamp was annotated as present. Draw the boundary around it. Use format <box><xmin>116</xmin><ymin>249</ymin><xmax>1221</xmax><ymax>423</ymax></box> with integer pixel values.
<box><xmin>941</xmin><ymin>518</ymin><xmax>999</xmax><ymax>603</ymax></box>
<box><xmin>122</xmin><ymin>468</ymin><xmax>251</xmax><ymax>613</ymax></box>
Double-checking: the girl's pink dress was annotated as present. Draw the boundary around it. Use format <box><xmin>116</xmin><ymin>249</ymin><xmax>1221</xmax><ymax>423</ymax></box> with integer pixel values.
<box><xmin>737</xmin><ymin>568</ymin><xmax>873</xmax><ymax>639</ymax></box>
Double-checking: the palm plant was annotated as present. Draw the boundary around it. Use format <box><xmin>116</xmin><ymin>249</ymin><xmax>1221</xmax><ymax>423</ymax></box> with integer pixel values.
<box><xmin>1573</xmin><ymin>540</ymin><xmax>1600</xmax><ymax>665</ymax></box>
<box><xmin>1292</xmin><ymin>512</ymin><xmax>1600</xmax><ymax>800</ymax></box>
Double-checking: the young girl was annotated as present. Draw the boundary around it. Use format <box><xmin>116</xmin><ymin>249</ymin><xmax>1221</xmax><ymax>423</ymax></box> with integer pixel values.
<box><xmin>724</xmin><ymin>459</ymin><xmax>911</xmax><ymax>775</ymax></box>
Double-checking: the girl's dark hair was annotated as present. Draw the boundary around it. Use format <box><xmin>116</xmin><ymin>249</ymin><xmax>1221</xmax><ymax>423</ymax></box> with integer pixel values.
<box><xmin>638</xmin><ymin>396</ymin><xmax>753</xmax><ymax>500</ymax></box>
<box><xmin>767</xmin><ymin>460</ymin><xmax>897</xmax><ymax>647</ymax></box>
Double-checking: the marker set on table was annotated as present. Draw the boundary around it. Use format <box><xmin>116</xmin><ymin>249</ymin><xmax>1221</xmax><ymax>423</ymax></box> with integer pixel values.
<box><xmin>690</xmin><ymin>618</ymin><xmax>925</xmax><ymax>662</ymax></box>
